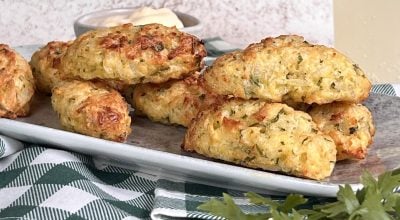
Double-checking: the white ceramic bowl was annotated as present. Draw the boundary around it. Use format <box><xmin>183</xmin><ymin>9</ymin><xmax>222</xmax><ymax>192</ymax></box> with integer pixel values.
<box><xmin>74</xmin><ymin>8</ymin><xmax>203</xmax><ymax>37</ymax></box>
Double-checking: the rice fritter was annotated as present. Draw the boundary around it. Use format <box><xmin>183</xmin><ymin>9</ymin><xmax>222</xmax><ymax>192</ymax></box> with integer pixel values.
<box><xmin>30</xmin><ymin>41</ymin><xmax>71</xmax><ymax>94</ymax></box>
<box><xmin>131</xmin><ymin>73</ymin><xmax>220</xmax><ymax>127</ymax></box>
<box><xmin>309</xmin><ymin>102</ymin><xmax>375</xmax><ymax>160</ymax></box>
<box><xmin>60</xmin><ymin>23</ymin><xmax>206</xmax><ymax>85</ymax></box>
<box><xmin>0</xmin><ymin>44</ymin><xmax>35</xmax><ymax>118</ymax></box>
<box><xmin>183</xmin><ymin>100</ymin><xmax>337</xmax><ymax>180</ymax></box>
<box><xmin>203</xmin><ymin>35</ymin><xmax>371</xmax><ymax>104</ymax></box>
<box><xmin>51</xmin><ymin>80</ymin><xmax>131</xmax><ymax>142</ymax></box>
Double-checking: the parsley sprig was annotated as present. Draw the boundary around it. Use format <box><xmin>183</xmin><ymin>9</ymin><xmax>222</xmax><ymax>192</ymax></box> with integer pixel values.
<box><xmin>198</xmin><ymin>170</ymin><xmax>400</xmax><ymax>220</ymax></box>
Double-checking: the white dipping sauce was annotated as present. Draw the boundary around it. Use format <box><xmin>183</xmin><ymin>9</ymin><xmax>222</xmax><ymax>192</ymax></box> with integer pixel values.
<box><xmin>100</xmin><ymin>7</ymin><xmax>184</xmax><ymax>28</ymax></box>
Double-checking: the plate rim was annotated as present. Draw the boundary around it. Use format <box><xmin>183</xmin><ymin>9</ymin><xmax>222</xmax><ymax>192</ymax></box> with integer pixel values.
<box><xmin>0</xmin><ymin>118</ymin><xmax>363</xmax><ymax>197</ymax></box>
<box><xmin>5</xmin><ymin>45</ymin><xmax>370</xmax><ymax>197</ymax></box>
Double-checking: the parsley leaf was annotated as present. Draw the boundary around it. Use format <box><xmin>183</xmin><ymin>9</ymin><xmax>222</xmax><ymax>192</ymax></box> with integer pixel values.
<box><xmin>246</xmin><ymin>191</ymin><xmax>280</xmax><ymax>209</ymax></box>
<box><xmin>280</xmin><ymin>194</ymin><xmax>308</xmax><ymax>213</ymax></box>
<box><xmin>337</xmin><ymin>185</ymin><xmax>360</xmax><ymax>214</ymax></box>
<box><xmin>198</xmin><ymin>170</ymin><xmax>400</xmax><ymax>220</ymax></box>
<box><xmin>198</xmin><ymin>193</ymin><xmax>268</xmax><ymax>220</ymax></box>
<box><xmin>246</xmin><ymin>192</ymin><xmax>307</xmax><ymax>214</ymax></box>
<box><xmin>271</xmin><ymin>209</ymin><xmax>305</xmax><ymax>220</ymax></box>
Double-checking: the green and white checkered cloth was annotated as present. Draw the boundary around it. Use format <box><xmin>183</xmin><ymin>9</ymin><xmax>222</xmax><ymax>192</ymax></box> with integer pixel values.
<box><xmin>1</xmin><ymin>38</ymin><xmax>400</xmax><ymax>220</ymax></box>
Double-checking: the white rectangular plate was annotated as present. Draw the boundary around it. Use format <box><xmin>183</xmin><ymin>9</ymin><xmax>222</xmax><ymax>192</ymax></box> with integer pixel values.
<box><xmin>1</xmin><ymin>46</ymin><xmax>399</xmax><ymax>197</ymax></box>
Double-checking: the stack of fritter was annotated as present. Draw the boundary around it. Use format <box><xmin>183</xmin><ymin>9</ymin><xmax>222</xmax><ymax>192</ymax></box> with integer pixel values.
<box><xmin>0</xmin><ymin>25</ymin><xmax>374</xmax><ymax>180</ymax></box>
<box><xmin>132</xmin><ymin>35</ymin><xmax>374</xmax><ymax>180</ymax></box>
<box><xmin>28</xmin><ymin>23</ymin><xmax>206</xmax><ymax>142</ymax></box>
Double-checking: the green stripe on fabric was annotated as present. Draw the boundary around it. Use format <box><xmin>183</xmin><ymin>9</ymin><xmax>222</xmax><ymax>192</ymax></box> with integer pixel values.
<box><xmin>153</xmin><ymin>196</ymin><xmax>186</xmax><ymax>210</ymax></box>
<box><xmin>184</xmin><ymin>182</ymin><xmax>230</xmax><ymax>197</ymax></box>
<box><xmin>0</xmin><ymin>138</ymin><xmax>5</xmax><ymax>157</ymax></box>
<box><xmin>371</xmin><ymin>84</ymin><xmax>396</xmax><ymax>96</ymax></box>
<box><xmin>0</xmin><ymin>205</ymin><xmax>36</xmax><ymax>218</ymax></box>
<box><xmin>68</xmin><ymin>180</ymin><xmax>118</xmax><ymax>201</ymax></box>
<box><xmin>0</xmin><ymin>167</ymin><xmax>26</xmax><ymax>188</ymax></box>
<box><xmin>88</xmin><ymin>165</ymin><xmax>131</xmax><ymax>185</ymax></box>
<box><xmin>105</xmin><ymin>199</ymin><xmax>151</xmax><ymax>218</ymax></box>
<box><xmin>76</xmin><ymin>199</ymin><xmax>129</xmax><ymax>220</ymax></box>
<box><xmin>23</xmin><ymin>206</ymin><xmax>71</xmax><ymax>220</ymax></box>
<box><xmin>157</xmin><ymin>179</ymin><xmax>185</xmax><ymax>192</ymax></box>
<box><xmin>125</xmin><ymin>192</ymin><xmax>154</xmax><ymax>211</ymax></box>
<box><xmin>0</xmin><ymin>145</ymin><xmax>158</xmax><ymax>219</ymax></box>
<box><xmin>187</xmin><ymin>212</ymin><xmax>225</xmax><ymax>220</ymax></box>
<box><xmin>114</xmin><ymin>175</ymin><xmax>156</xmax><ymax>193</ymax></box>
<box><xmin>3</xmin><ymin>146</ymin><xmax>46</xmax><ymax>171</ymax></box>
<box><xmin>69</xmin><ymin>151</ymin><xmax>94</xmax><ymax>165</ymax></box>
<box><xmin>61</xmin><ymin>161</ymin><xmax>101</xmax><ymax>184</ymax></box>
<box><xmin>8</xmin><ymin>163</ymin><xmax>54</xmax><ymax>187</ymax></box>
<box><xmin>36</xmin><ymin>164</ymin><xmax>87</xmax><ymax>185</ymax></box>
<box><xmin>101</xmin><ymin>165</ymin><xmax>140</xmax><ymax>175</ymax></box>
<box><xmin>65</xmin><ymin>214</ymin><xmax>87</xmax><ymax>220</ymax></box>
<box><xmin>11</xmin><ymin>184</ymin><xmax>63</xmax><ymax>206</ymax></box>
<box><xmin>61</xmin><ymin>161</ymin><xmax>133</xmax><ymax>186</ymax></box>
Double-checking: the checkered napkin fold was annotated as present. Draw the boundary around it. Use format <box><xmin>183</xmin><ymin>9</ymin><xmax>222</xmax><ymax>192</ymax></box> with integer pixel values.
<box><xmin>1</xmin><ymin>37</ymin><xmax>400</xmax><ymax>220</ymax></box>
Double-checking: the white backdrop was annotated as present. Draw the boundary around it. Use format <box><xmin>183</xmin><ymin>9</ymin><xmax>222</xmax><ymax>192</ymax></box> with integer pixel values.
<box><xmin>0</xmin><ymin>0</ymin><xmax>333</xmax><ymax>47</ymax></box>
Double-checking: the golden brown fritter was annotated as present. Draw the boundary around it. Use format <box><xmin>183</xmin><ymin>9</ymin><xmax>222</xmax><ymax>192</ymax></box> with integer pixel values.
<box><xmin>60</xmin><ymin>23</ymin><xmax>206</xmax><ymax>85</ymax></box>
<box><xmin>131</xmin><ymin>73</ymin><xmax>220</xmax><ymax>127</ymax></box>
<box><xmin>203</xmin><ymin>35</ymin><xmax>371</xmax><ymax>105</ymax></box>
<box><xmin>0</xmin><ymin>44</ymin><xmax>35</xmax><ymax>118</ymax></box>
<box><xmin>183</xmin><ymin>100</ymin><xmax>337</xmax><ymax>180</ymax></box>
<box><xmin>29</xmin><ymin>41</ymin><xmax>130</xmax><ymax>93</ymax></box>
<box><xmin>30</xmin><ymin>41</ymin><xmax>71</xmax><ymax>94</ymax></box>
<box><xmin>309</xmin><ymin>103</ymin><xmax>375</xmax><ymax>161</ymax></box>
<box><xmin>51</xmin><ymin>80</ymin><xmax>131</xmax><ymax>142</ymax></box>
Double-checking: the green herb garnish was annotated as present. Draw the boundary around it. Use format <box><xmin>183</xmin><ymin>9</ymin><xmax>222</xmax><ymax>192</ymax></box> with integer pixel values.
<box><xmin>250</xmin><ymin>74</ymin><xmax>261</xmax><ymax>87</ymax></box>
<box><xmin>270</xmin><ymin>108</ymin><xmax>286</xmax><ymax>124</ymax></box>
<box><xmin>198</xmin><ymin>170</ymin><xmax>400</xmax><ymax>220</ymax></box>
<box><xmin>298</xmin><ymin>54</ymin><xmax>303</xmax><ymax>64</ymax></box>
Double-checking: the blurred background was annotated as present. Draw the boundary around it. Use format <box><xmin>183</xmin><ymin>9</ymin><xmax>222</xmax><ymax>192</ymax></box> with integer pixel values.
<box><xmin>0</xmin><ymin>0</ymin><xmax>398</xmax><ymax>83</ymax></box>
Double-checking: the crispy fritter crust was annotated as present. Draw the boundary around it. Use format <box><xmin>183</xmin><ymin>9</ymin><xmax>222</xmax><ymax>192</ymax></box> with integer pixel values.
<box><xmin>131</xmin><ymin>73</ymin><xmax>220</xmax><ymax>127</ymax></box>
<box><xmin>60</xmin><ymin>23</ymin><xmax>206</xmax><ymax>85</ymax></box>
<box><xmin>203</xmin><ymin>35</ymin><xmax>371</xmax><ymax>104</ymax></box>
<box><xmin>51</xmin><ymin>80</ymin><xmax>132</xmax><ymax>142</ymax></box>
<box><xmin>183</xmin><ymin>100</ymin><xmax>337</xmax><ymax>180</ymax></box>
<box><xmin>0</xmin><ymin>44</ymin><xmax>35</xmax><ymax>118</ymax></box>
<box><xmin>30</xmin><ymin>41</ymin><xmax>71</xmax><ymax>94</ymax></box>
<box><xmin>309</xmin><ymin>103</ymin><xmax>375</xmax><ymax>160</ymax></box>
